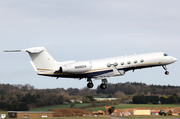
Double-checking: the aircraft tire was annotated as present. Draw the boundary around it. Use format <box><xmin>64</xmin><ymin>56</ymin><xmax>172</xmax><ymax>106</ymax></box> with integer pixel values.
<box><xmin>100</xmin><ymin>83</ymin><xmax>107</xmax><ymax>89</ymax></box>
<box><xmin>87</xmin><ymin>83</ymin><xmax>94</xmax><ymax>88</ymax></box>
<box><xmin>165</xmin><ymin>71</ymin><xmax>169</xmax><ymax>75</ymax></box>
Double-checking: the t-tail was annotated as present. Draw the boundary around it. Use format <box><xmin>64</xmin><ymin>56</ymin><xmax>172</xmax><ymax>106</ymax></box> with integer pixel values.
<box><xmin>4</xmin><ymin>47</ymin><xmax>59</xmax><ymax>72</ymax></box>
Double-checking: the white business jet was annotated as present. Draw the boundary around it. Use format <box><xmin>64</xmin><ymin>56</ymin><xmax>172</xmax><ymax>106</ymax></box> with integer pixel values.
<box><xmin>4</xmin><ymin>47</ymin><xmax>177</xmax><ymax>89</ymax></box>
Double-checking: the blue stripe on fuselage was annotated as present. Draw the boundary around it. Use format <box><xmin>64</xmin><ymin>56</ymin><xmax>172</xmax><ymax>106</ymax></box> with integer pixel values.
<box><xmin>38</xmin><ymin>64</ymin><xmax>161</xmax><ymax>78</ymax></box>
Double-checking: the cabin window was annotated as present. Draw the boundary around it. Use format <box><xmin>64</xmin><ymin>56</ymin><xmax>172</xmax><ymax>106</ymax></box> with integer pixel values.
<box><xmin>134</xmin><ymin>60</ymin><xmax>137</xmax><ymax>63</ymax></box>
<box><xmin>114</xmin><ymin>62</ymin><xmax>118</xmax><ymax>66</ymax></box>
<box><xmin>140</xmin><ymin>59</ymin><xmax>144</xmax><ymax>63</ymax></box>
<box><xmin>127</xmin><ymin>61</ymin><xmax>131</xmax><ymax>64</ymax></box>
<box><xmin>164</xmin><ymin>53</ymin><xmax>168</xmax><ymax>56</ymax></box>
<box><xmin>121</xmin><ymin>62</ymin><xmax>124</xmax><ymax>65</ymax></box>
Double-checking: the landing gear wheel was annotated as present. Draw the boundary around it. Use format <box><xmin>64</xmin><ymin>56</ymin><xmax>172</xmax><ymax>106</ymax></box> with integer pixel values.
<box><xmin>87</xmin><ymin>78</ymin><xmax>93</xmax><ymax>88</ymax></box>
<box><xmin>87</xmin><ymin>83</ymin><xmax>94</xmax><ymax>88</ymax></box>
<box><xmin>100</xmin><ymin>83</ymin><xmax>107</xmax><ymax>89</ymax></box>
<box><xmin>165</xmin><ymin>71</ymin><xmax>169</xmax><ymax>75</ymax></box>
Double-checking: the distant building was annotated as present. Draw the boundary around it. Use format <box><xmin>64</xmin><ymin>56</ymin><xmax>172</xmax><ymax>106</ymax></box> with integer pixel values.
<box><xmin>70</xmin><ymin>99</ymin><xmax>75</xmax><ymax>103</ymax></box>
<box><xmin>76</xmin><ymin>99</ymin><xmax>82</xmax><ymax>103</ymax></box>
<box><xmin>8</xmin><ymin>111</ymin><xmax>54</xmax><ymax>118</ymax></box>
<box><xmin>70</xmin><ymin>99</ymin><xmax>82</xmax><ymax>103</ymax></box>
<box><xmin>94</xmin><ymin>98</ymin><xmax>118</xmax><ymax>101</ymax></box>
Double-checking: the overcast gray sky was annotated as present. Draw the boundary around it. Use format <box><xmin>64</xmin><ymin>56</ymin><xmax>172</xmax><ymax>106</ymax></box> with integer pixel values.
<box><xmin>1</xmin><ymin>0</ymin><xmax>180</xmax><ymax>89</ymax></box>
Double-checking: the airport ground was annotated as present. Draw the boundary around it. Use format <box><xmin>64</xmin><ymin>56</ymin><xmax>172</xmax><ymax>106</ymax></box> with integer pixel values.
<box><xmin>2</xmin><ymin>111</ymin><xmax>180</xmax><ymax>119</ymax></box>
<box><xmin>2</xmin><ymin>104</ymin><xmax>180</xmax><ymax>119</ymax></box>
<box><xmin>2</xmin><ymin>116</ymin><xmax>180</xmax><ymax>119</ymax></box>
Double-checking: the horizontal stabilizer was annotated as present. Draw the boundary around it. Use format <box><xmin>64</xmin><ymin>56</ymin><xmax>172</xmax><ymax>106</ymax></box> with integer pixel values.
<box><xmin>4</xmin><ymin>47</ymin><xmax>44</xmax><ymax>53</ymax></box>
<box><xmin>4</xmin><ymin>50</ymin><xmax>21</xmax><ymax>52</ymax></box>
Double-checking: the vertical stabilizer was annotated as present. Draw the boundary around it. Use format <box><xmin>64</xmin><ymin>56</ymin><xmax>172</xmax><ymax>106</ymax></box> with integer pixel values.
<box><xmin>26</xmin><ymin>47</ymin><xmax>59</xmax><ymax>71</ymax></box>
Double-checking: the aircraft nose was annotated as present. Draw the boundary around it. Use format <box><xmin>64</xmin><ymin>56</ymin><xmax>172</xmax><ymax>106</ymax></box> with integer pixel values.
<box><xmin>172</xmin><ymin>57</ymin><xmax>177</xmax><ymax>62</ymax></box>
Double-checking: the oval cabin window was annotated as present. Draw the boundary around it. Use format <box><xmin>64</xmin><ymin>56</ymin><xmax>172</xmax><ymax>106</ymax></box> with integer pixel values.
<box><xmin>127</xmin><ymin>61</ymin><xmax>131</xmax><ymax>64</ymax></box>
<box><xmin>134</xmin><ymin>60</ymin><xmax>137</xmax><ymax>63</ymax></box>
<box><xmin>140</xmin><ymin>59</ymin><xmax>144</xmax><ymax>63</ymax></box>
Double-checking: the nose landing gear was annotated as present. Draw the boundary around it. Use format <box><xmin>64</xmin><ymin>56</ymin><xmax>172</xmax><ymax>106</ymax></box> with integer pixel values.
<box><xmin>165</xmin><ymin>71</ymin><xmax>169</xmax><ymax>75</ymax></box>
<box><xmin>162</xmin><ymin>65</ymin><xmax>169</xmax><ymax>75</ymax></box>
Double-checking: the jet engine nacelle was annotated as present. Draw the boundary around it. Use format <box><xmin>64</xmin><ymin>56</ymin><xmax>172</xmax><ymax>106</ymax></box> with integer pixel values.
<box><xmin>59</xmin><ymin>61</ymin><xmax>92</xmax><ymax>73</ymax></box>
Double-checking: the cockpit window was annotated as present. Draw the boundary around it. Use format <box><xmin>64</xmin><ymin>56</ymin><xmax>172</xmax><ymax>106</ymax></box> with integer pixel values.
<box><xmin>164</xmin><ymin>53</ymin><xmax>168</xmax><ymax>56</ymax></box>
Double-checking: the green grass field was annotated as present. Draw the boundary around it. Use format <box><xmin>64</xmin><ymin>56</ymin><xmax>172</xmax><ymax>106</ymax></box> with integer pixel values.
<box><xmin>87</xmin><ymin>104</ymin><xmax>180</xmax><ymax>111</ymax></box>
<box><xmin>30</xmin><ymin>103</ymin><xmax>180</xmax><ymax>111</ymax></box>
<box><xmin>30</xmin><ymin>103</ymin><xmax>90</xmax><ymax>111</ymax></box>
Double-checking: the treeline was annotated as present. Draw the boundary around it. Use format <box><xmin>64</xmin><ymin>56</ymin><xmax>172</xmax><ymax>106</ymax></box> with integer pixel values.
<box><xmin>0</xmin><ymin>102</ymin><xmax>28</xmax><ymax>111</ymax></box>
<box><xmin>96</xmin><ymin>82</ymin><xmax>180</xmax><ymax>95</ymax></box>
<box><xmin>1</xmin><ymin>82</ymin><xmax>180</xmax><ymax>96</ymax></box>
<box><xmin>0</xmin><ymin>84</ymin><xmax>96</xmax><ymax>96</ymax></box>
<box><xmin>0</xmin><ymin>84</ymin><xmax>97</xmax><ymax>111</ymax></box>
<box><xmin>132</xmin><ymin>93</ymin><xmax>180</xmax><ymax>104</ymax></box>
<box><xmin>1</xmin><ymin>82</ymin><xmax>180</xmax><ymax>111</ymax></box>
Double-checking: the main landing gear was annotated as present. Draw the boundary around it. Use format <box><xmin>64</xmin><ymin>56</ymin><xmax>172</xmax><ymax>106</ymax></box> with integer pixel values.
<box><xmin>87</xmin><ymin>78</ymin><xmax>108</xmax><ymax>89</ymax></box>
<box><xmin>162</xmin><ymin>65</ymin><xmax>169</xmax><ymax>75</ymax></box>
<box><xmin>100</xmin><ymin>79</ymin><xmax>107</xmax><ymax>89</ymax></box>
<box><xmin>87</xmin><ymin>78</ymin><xmax>94</xmax><ymax>88</ymax></box>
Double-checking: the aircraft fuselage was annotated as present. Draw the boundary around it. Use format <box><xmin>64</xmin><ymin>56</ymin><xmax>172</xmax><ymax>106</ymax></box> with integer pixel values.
<box><xmin>5</xmin><ymin>47</ymin><xmax>177</xmax><ymax>89</ymax></box>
